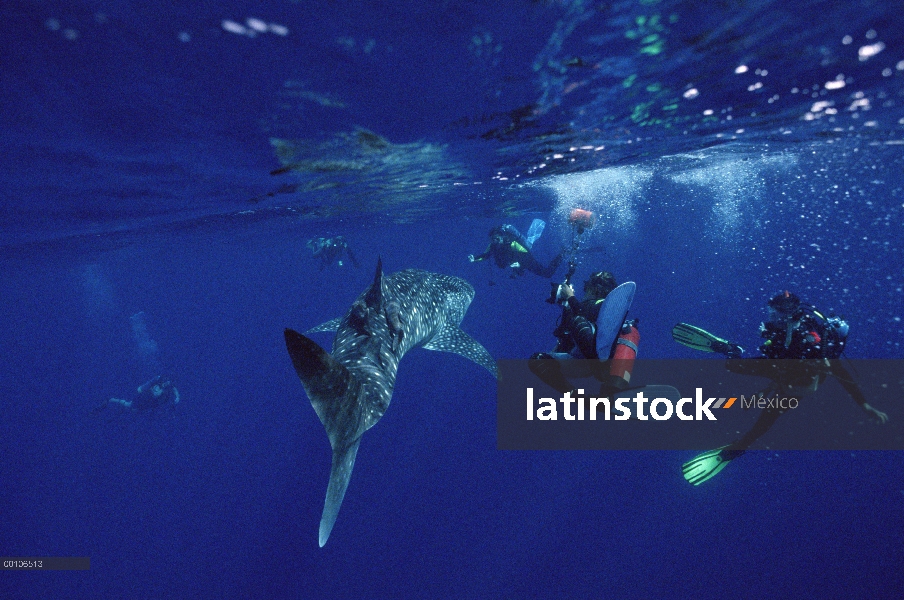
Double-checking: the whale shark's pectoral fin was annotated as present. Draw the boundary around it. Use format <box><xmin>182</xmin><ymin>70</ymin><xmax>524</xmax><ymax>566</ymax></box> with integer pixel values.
<box><xmin>320</xmin><ymin>438</ymin><xmax>362</xmax><ymax>547</ymax></box>
<box><xmin>423</xmin><ymin>324</ymin><xmax>498</xmax><ymax>378</ymax></box>
<box><xmin>305</xmin><ymin>317</ymin><xmax>343</xmax><ymax>334</ymax></box>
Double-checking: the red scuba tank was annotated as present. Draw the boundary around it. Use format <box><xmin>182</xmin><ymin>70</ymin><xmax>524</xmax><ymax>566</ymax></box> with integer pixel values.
<box><xmin>610</xmin><ymin>323</ymin><xmax>640</xmax><ymax>385</ymax></box>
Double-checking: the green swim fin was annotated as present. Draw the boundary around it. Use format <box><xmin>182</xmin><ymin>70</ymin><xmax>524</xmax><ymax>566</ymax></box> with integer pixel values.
<box><xmin>682</xmin><ymin>446</ymin><xmax>739</xmax><ymax>485</ymax></box>
<box><xmin>672</xmin><ymin>322</ymin><xmax>729</xmax><ymax>352</ymax></box>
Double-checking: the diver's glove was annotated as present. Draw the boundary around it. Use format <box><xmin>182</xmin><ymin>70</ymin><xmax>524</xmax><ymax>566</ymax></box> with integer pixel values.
<box><xmin>467</xmin><ymin>254</ymin><xmax>475</xmax><ymax>262</ymax></box>
<box><xmin>711</xmin><ymin>340</ymin><xmax>744</xmax><ymax>358</ymax></box>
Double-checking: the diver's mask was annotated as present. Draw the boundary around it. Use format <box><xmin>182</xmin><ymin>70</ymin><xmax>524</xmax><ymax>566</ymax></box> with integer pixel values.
<box><xmin>584</xmin><ymin>271</ymin><xmax>616</xmax><ymax>299</ymax></box>
<box><xmin>767</xmin><ymin>291</ymin><xmax>800</xmax><ymax>325</ymax></box>
<box><xmin>767</xmin><ymin>306</ymin><xmax>795</xmax><ymax>327</ymax></box>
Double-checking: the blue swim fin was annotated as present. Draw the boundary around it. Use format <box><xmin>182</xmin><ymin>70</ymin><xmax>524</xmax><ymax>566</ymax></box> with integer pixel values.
<box><xmin>525</xmin><ymin>218</ymin><xmax>546</xmax><ymax>249</ymax></box>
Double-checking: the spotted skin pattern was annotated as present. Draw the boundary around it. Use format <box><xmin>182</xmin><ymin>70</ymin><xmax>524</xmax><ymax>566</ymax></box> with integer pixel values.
<box><xmin>285</xmin><ymin>260</ymin><xmax>496</xmax><ymax>546</ymax></box>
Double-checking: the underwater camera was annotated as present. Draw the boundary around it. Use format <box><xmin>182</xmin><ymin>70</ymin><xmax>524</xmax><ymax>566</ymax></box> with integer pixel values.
<box><xmin>546</xmin><ymin>262</ymin><xmax>578</xmax><ymax>305</ymax></box>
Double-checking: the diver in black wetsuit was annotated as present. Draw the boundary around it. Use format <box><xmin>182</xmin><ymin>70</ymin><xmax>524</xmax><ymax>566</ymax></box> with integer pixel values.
<box><xmin>468</xmin><ymin>224</ymin><xmax>564</xmax><ymax>278</ymax></box>
<box><xmin>682</xmin><ymin>291</ymin><xmax>888</xmax><ymax>485</ymax></box>
<box><xmin>308</xmin><ymin>236</ymin><xmax>360</xmax><ymax>270</ymax></box>
<box><xmin>106</xmin><ymin>375</ymin><xmax>180</xmax><ymax>411</ymax></box>
<box><xmin>528</xmin><ymin>271</ymin><xmax>628</xmax><ymax>395</ymax></box>
<box><xmin>546</xmin><ymin>271</ymin><xmax>617</xmax><ymax>360</ymax></box>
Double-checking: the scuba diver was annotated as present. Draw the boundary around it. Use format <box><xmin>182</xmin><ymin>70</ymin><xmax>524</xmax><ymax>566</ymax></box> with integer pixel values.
<box><xmin>545</xmin><ymin>271</ymin><xmax>618</xmax><ymax>359</ymax></box>
<box><xmin>307</xmin><ymin>236</ymin><xmax>360</xmax><ymax>270</ymax></box>
<box><xmin>468</xmin><ymin>220</ymin><xmax>564</xmax><ymax>279</ymax></box>
<box><xmin>674</xmin><ymin>291</ymin><xmax>888</xmax><ymax>485</ymax></box>
<box><xmin>528</xmin><ymin>270</ymin><xmax>641</xmax><ymax>398</ymax></box>
<box><xmin>103</xmin><ymin>375</ymin><xmax>180</xmax><ymax>412</ymax></box>
<box><xmin>527</xmin><ymin>208</ymin><xmax>644</xmax><ymax>397</ymax></box>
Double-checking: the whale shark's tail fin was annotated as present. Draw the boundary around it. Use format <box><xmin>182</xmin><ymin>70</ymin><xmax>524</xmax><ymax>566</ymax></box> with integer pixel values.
<box><xmin>285</xmin><ymin>329</ymin><xmax>355</xmax><ymax>424</ymax></box>
<box><xmin>320</xmin><ymin>438</ymin><xmax>361</xmax><ymax>547</ymax></box>
<box><xmin>285</xmin><ymin>328</ymin><xmax>368</xmax><ymax>547</ymax></box>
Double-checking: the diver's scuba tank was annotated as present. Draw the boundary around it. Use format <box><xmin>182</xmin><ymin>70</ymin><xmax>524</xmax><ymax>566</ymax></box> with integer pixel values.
<box><xmin>798</xmin><ymin>303</ymin><xmax>850</xmax><ymax>359</ymax></box>
<box><xmin>608</xmin><ymin>318</ymin><xmax>640</xmax><ymax>387</ymax></box>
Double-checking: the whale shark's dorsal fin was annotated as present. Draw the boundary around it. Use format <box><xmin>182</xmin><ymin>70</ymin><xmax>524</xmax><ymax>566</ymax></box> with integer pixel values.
<box><xmin>363</xmin><ymin>257</ymin><xmax>383</xmax><ymax>308</ymax></box>
<box><xmin>307</xmin><ymin>260</ymin><xmax>385</xmax><ymax>335</ymax></box>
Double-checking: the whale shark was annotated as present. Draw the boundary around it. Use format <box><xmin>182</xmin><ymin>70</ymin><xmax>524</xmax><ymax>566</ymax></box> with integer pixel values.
<box><xmin>285</xmin><ymin>259</ymin><xmax>497</xmax><ymax>546</ymax></box>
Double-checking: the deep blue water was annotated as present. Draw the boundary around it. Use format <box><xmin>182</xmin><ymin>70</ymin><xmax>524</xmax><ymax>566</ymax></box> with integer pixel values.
<box><xmin>2</xmin><ymin>1</ymin><xmax>904</xmax><ymax>598</ymax></box>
